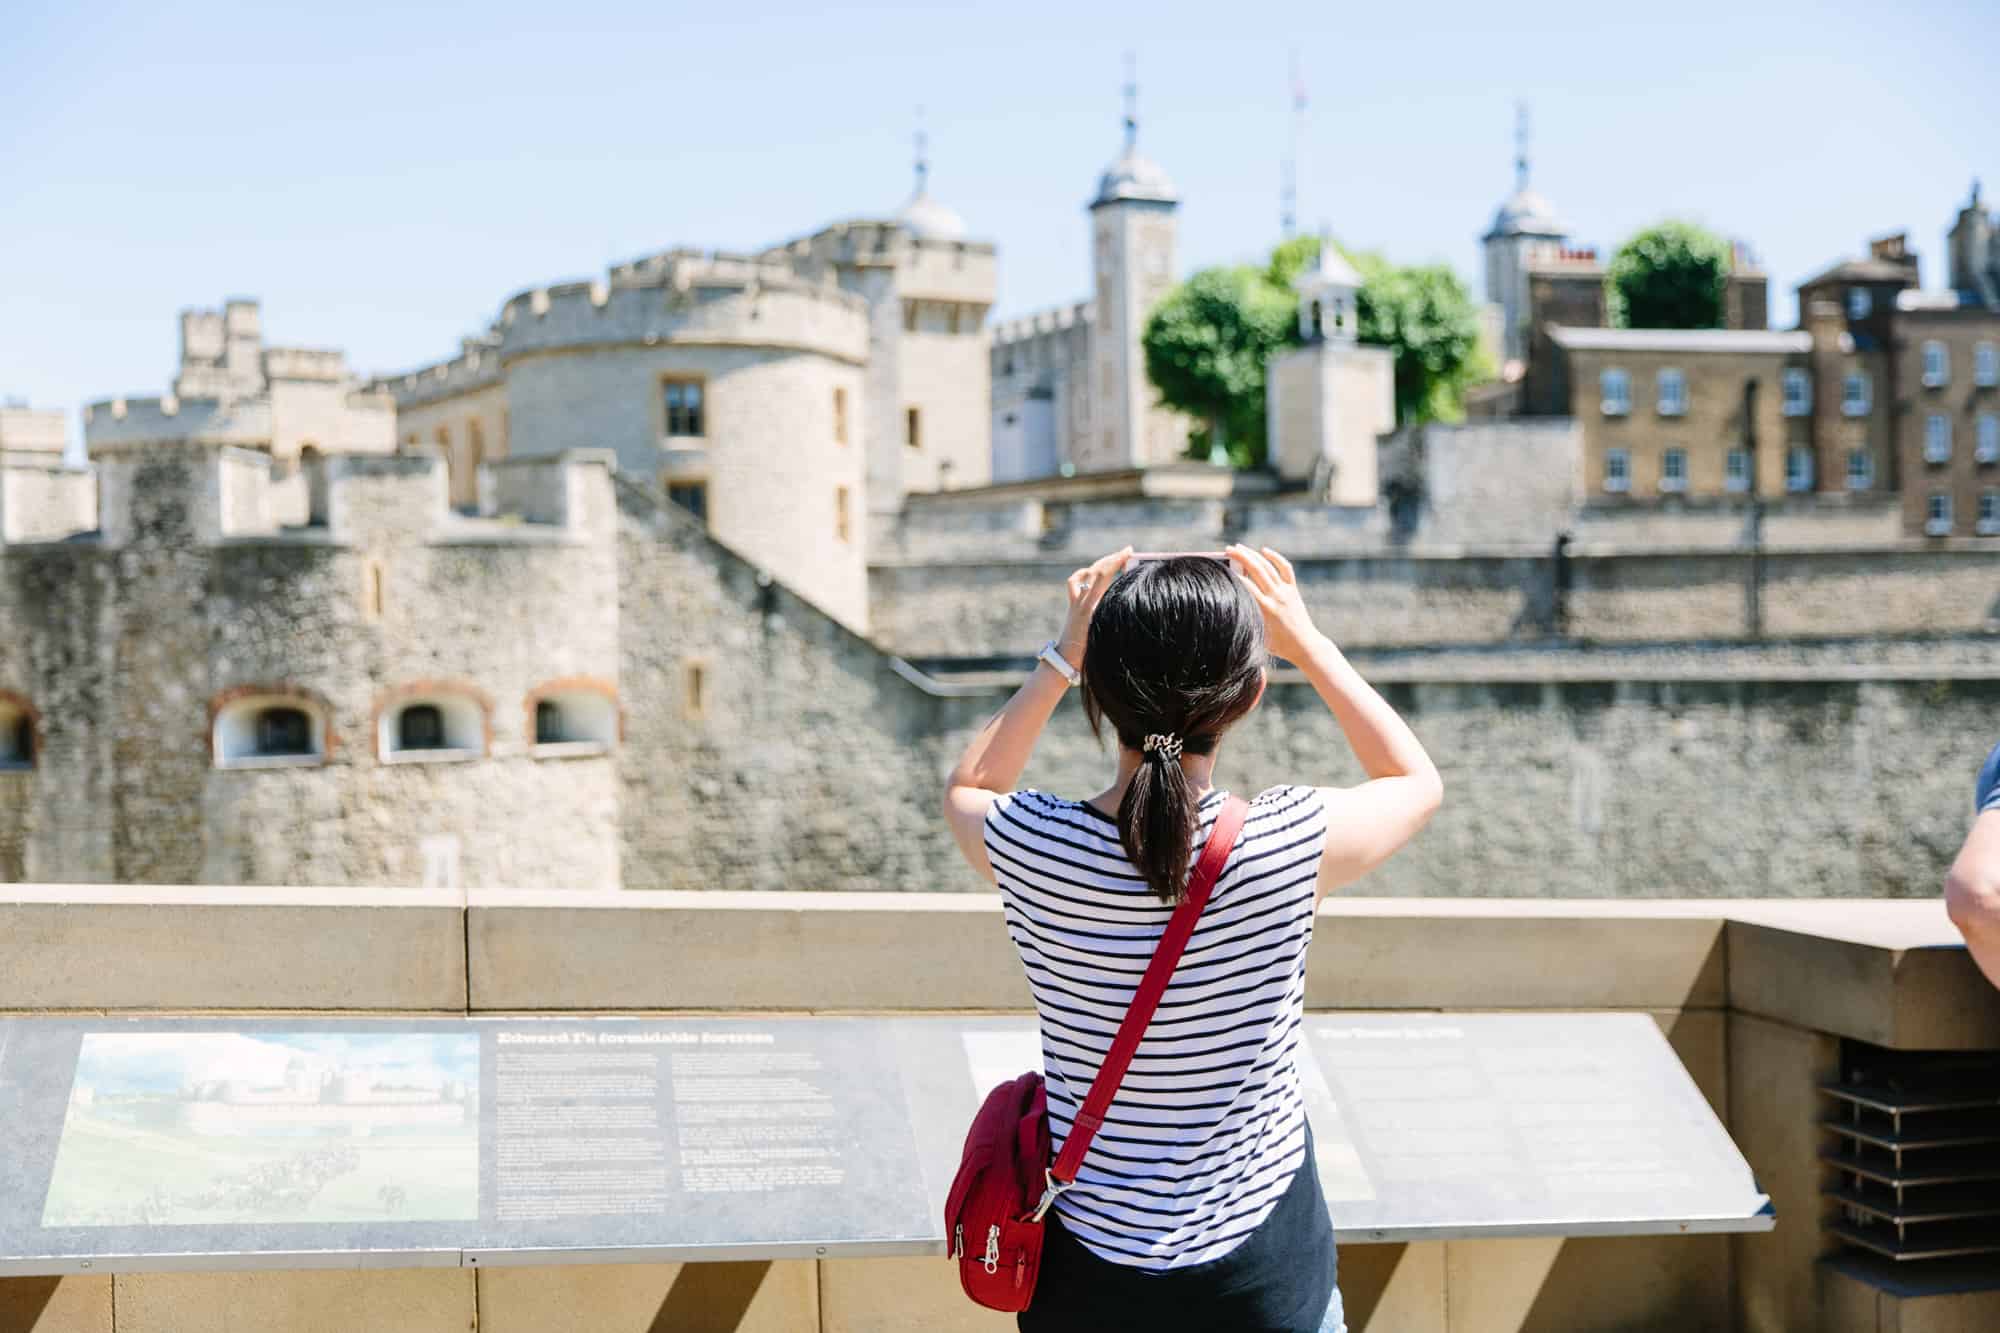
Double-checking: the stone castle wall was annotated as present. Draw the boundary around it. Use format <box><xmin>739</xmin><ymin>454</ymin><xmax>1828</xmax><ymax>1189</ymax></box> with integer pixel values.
<box><xmin>868</xmin><ymin>543</ymin><xmax>2000</xmax><ymax>657</ymax></box>
<box><xmin>7</xmin><ymin>447</ymin><xmax>1999</xmax><ymax>899</ymax></box>
<box><xmin>609</xmin><ymin>479</ymin><xmax>1998</xmax><ymax>900</ymax></box>
<box><xmin>0</xmin><ymin>446</ymin><xmax>619</xmax><ymax>888</ymax></box>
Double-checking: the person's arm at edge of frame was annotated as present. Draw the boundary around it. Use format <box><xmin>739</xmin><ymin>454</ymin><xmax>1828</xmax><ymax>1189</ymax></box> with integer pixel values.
<box><xmin>1945</xmin><ymin>812</ymin><xmax>2000</xmax><ymax>989</ymax></box>
<box><xmin>1225</xmin><ymin>544</ymin><xmax>1443</xmax><ymax>904</ymax></box>
<box><xmin>942</xmin><ymin>547</ymin><xmax>1135</xmax><ymax>884</ymax></box>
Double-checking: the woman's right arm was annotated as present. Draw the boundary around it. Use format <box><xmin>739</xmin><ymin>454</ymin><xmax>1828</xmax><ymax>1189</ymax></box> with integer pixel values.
<box><xmin>1228</xmin><ymin>545</ymin><xmax>1443</xmax><ymax>901</ymax></box>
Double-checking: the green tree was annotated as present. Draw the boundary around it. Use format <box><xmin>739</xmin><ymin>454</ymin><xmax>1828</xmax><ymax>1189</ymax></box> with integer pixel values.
<box><xmin>1142</xmin><ymin>266</ymin><xmax>1296</xmax><ymax>468</ymax></box>
<box><xmin>1264</xmin><ymin>233</ymin><xmax>1322</xmax><ymax>291</ymax></box>
<box><xmin>1352</xmin><ymin>259</ymin><xmax>1487</xmax><ymax>425</ymax></box>
<box><xmin>1607</xmin><ymin>220</ymin><xmax>1731</xmax><ymax>330</ymax></box>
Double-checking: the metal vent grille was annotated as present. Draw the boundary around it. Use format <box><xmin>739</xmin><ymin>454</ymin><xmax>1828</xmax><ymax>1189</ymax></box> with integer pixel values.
<box><xmin>1821</xmin><ymin>1041</ymin><xmax>2000</xmax><ymax>1262</ymax></box>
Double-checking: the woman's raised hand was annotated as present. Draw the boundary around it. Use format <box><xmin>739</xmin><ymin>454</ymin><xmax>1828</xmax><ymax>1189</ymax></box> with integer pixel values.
<box><xmin>1057</xmin><ymin>547</ymin><xmax>1134</xmax><ymax>659</ymax></box>
<box><xmin>1227</xmin><ymin>544</ymin><xmax>1324</xmax><ymax>664</ymax></box>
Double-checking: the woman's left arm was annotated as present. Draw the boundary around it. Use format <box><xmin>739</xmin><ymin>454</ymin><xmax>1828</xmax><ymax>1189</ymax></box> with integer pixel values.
<box><xmin>942</xmin><ymin>547</ymin><xmax>1132</xmax><ymax>880</ymax></box>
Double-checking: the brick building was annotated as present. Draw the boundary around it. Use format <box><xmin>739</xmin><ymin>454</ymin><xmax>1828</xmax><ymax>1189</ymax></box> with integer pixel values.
<box><xmin>1548</xmin><ymin>328</ymin><xmax>1819</xmax><ymax>503</ymax></box>
<box><xmin>1543</xmin><ymin>219</ymin><xmax>2000</xmax><ymax>538</ymax></box>
<box><xmin>1897</xmin><ymin>298</ymin><xmax>2000</xmax><ymax>535</ymax></box>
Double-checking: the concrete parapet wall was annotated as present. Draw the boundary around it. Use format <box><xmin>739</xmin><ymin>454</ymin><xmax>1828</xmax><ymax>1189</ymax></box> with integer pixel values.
<box><xmin>0</xmin><ymin>894</ymin><xmax>1990</xmax><ymax>1332</ymax></box>
<box><xmin>0</xmin><ymin>890</ymin><xmax>1984</xmax><ymax>1044</ymax></box>
<box><xmin>0</xmin><ymin>886</ymin><xmax>466</xmax><ymax>1010</ymax></box>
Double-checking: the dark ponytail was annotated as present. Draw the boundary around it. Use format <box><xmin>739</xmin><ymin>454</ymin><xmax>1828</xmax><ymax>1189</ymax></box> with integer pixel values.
<box><xmin>1082</xmin><ymin>557</ymin><xmax>1266</xmax><ymax>902</ymax></box>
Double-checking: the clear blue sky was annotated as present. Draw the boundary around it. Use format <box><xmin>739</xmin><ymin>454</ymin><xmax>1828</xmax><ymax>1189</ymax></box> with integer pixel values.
<box><xmin>4</xmin><ymin>0</ymin><xmax>1995</xmax><ymax>446</ymax></box>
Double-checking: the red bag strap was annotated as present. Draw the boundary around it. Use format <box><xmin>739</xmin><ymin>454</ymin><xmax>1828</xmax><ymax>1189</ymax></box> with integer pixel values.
<box><xmin>1050</xmin><ymin>794</ymin><xmax>1250</xmax><ymax>1186</ymax></box>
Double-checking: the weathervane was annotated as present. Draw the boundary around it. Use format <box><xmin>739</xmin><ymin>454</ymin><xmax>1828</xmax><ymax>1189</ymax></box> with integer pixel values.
<box><xmin>1515</xmin><ymin>100</ymin><xmax>1530</xmax><ymax>191</ymax></box>
<box><xmin>1122</xmin><ymin>52</ymin><xmax>1138</xmax><ymax>151</ymax></box>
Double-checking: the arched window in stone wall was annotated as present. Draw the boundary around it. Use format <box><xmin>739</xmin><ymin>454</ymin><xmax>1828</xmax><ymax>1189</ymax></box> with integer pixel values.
<box><xmin>375</xmin><ymin>683</ymin><xmax>490</xmax><ymax>764</ymax></box>
<box><xmin>210</xmin><ymin>688</ymin><xmax>331</xmax><ymax>768</ymax></box>
<box><xmin>0</xmin><ymin>693</ymin><xmax>36</xmax><ymax>770</ymax></box>
<box><xmin>525</xmin><ymin>679</ymin><xmax>620</xmax><ymax>758</ymax></box>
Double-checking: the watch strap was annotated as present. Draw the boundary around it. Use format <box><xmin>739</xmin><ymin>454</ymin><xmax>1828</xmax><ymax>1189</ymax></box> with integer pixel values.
<box><xmin>1037</xmin><ymin>641</ymin><xmax>1081</xmax><ymax>687</ymax></box>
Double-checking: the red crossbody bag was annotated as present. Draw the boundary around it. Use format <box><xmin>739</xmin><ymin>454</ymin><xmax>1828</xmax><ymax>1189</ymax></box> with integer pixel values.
<box><xmin>945</xmin><ymin>795</ymin><xmax>1250</xmax><ymax>1312</ymax></box>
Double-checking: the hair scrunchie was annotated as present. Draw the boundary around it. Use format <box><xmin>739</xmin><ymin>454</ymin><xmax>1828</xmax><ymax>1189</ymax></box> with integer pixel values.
<box><xmin>1142</xmin><ymin>732</ymin><xmax>1183</xmax><ymax>761</ymax></box>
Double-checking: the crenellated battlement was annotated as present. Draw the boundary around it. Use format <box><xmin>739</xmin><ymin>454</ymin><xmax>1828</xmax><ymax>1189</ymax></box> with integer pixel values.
<box><xmin>755</xmin><ymin>219</ymin><xmax>997</xmax><ymax>304</ymax></box>
<box><xmin>380</xmin><ymin>261</ymin><xmax>870</xmax><ymax>407</ymax></box>
<box><xmin>991</xmin><ymin>301</ymin><xmax>1091</xmax><ymax>347</ymax></box>
<box><xmin>19</xmin><ymin>441</ymin><xmax>613</xmax><ymax>551</ymax></box>
<box><xmin>369</xmin><ymin>335</ymin><xmax>504</xmax><ymax>407</ymax></box>
<box><xmin>81</xmin><ymin>394</ymin><xmax>274</xmax><ymax>450</ymax></box>
<box><xmin>760</xmin><ymin>217</ymin><xmax>997</xmax><ymax>268</ymax></box>
<box><xmin>262</xmin><ymin>346</ymin><xmax>350</xmax><ymax>382</ymax></box>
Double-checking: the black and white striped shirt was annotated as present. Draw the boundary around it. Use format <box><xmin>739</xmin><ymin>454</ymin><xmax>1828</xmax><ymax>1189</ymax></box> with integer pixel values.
<box><xmin>984</xmin><ymin>784</ymin><xmax>1330</xmax><ymax>1271</ymax></box>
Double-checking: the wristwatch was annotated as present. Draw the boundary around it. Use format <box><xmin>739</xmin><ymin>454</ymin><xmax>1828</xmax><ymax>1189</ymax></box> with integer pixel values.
<box><xmin>1037</xmin><ymin>640</ymin><xmax>1082</xmax><ymax>688</ymax></box>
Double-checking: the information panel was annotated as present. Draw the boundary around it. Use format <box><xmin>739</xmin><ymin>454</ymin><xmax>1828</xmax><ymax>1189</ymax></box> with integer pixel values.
<box><xmin>0</xmin><ymin>1011</ymin><xmax>1770</xmax><ymax>1276</ymax></box>
<box><xmin>890</xmin><ymin>1012</ymin><xmax>1773</xmax><ymax>1245</ymax></box>
<box><xmin>0</xmin><ymin>1017</ymin><xmax>933</xmax><ymax>1274</ymax></box>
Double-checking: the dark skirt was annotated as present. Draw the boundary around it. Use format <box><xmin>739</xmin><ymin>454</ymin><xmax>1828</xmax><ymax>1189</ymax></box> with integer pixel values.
<box><xmin>1019</xmin><ymin>1122</ymin><xmax>1339</xmax><ymax>1333</ymax></box>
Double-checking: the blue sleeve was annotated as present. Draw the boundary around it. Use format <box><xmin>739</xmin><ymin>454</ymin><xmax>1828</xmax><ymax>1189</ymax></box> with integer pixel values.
<box><xmin>1977</xmin><ymin>744</ymin><xmax>2000</xmax><ymax>815</ymax></box>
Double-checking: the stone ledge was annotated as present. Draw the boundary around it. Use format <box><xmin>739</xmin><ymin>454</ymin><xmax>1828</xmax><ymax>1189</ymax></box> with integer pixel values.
<box><xmin>2</xmin><ymin>890</ymin><xmax>1990</xmax><ymax>1046</ymax></box>
<box><xmin>0</xmin><ymin>888</ymin><xmax>466</xmax><ymax>1011</ymax></box>
<box><xmin>463</xmin><ymin>893</ymin><xmax>1738</xmax><ymax>1013</ymax></box>
<box><xmin>1727</xmin><ymin>916</ymin><xmax>2000</xmax><ymax>1050</ymax></box>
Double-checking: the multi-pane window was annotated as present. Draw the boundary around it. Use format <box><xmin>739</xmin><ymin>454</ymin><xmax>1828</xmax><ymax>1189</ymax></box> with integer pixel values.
<box><xmin>1927</xmin><ymin>492</ymin><xmax>1953</xmax><ymax>535</ymax></box>
<box><xmin>1842</xmin><ymin>372</ymin><xmax>1871</xmax><ymax>417</ymax></box>
<box><xmin>1978</xmin><ymin>414</ymin><xmax>2000</xmax><ymax>465</ymax></box>
<box><xmin>662</xmin><ymin>378</ymin><xmax>705</xmax><ymax>437</ymax></box>
<box><xmin>1978</xmin><ymin>342</ymin><xmax>1999</xmax><ymax>388</ymax></box>
<box><xmin>906</xmin><ymin>406</ymin><xmax>923</xmax><ymax>449</ymax></box>
<box><xmin>1981</xmin><ymin>491</ymin><xmax>2000</xmax><ymax>536</ymax></box>
<box><xmin>666</xmin><ymin>481</ymin><xmax>707</xmax><ymax>522</ymax></box>
<box><xmin>1846</xmin><ymin>449</ymin><xmax>1873</xmax><ymax>491</ymax></box>
<box><xmin>1657</xmin><ymin>369</ymin><xmax>1687</xmax><ymax>417</ymax></box>
<box><xmin>1923</xmin><ymin>340</ymin><xmax>1950</xmax><ymax>388</ymax></box>
<box><xmin>835</xmin><ymin>485</ymin><xmax>851</xmax><ymax>543</ymax></box>
<box><xmin>1603</xmin><ymin>448</ymin><xmax>1630</xmax><ymax>492</ymax></box>
<box><xmin>1785</xmin><ymin>447</ymin><xmax>1814</xmax><ymax>493</ymax></box>
<box><xmin>1925</xmin><ymin>414</ymin><xmax>1953</xmax><ymax>464</ymax></box>
<box><xmin>1781</xmin><ymin>369</ymin><xmax>1810</xmax><ymax>417</ymax></box>
<box><xmin>1847</xmin><ymin>287</ymin><xmax>1872</xmax><ymax>320</ymax></box>
<box><xmin>1725</xmin><ymin>448</ymin><xmax>1751</xmax><ymax>493</ymax></box>
<box><xmin>833</xmin><ymin>387</ymin><xmax>848</xmax><ymax>445</ymax></box>
<box><xmin>1600</xmin><ymin>369</ymin><xmax>1631</xmax><ymax>416</ymax></box>
<box><xmin>1660</xmin><ymin>447</ymin><xmax>1688</xmax><ymax>491</ymax></box>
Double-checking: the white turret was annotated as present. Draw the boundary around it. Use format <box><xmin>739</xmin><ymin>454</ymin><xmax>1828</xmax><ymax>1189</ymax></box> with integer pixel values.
<box><xmin>1295</xmin><ymin>228</ymin><xmax>1362</xmax><ymax>343</ymax></box>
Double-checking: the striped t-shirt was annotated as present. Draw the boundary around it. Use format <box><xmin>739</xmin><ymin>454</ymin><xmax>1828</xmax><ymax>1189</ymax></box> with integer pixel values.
<box><xmin>984</xmin><ymin>784</ymin><xmax>1331</xmax><ymax>1271</ymax></box>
